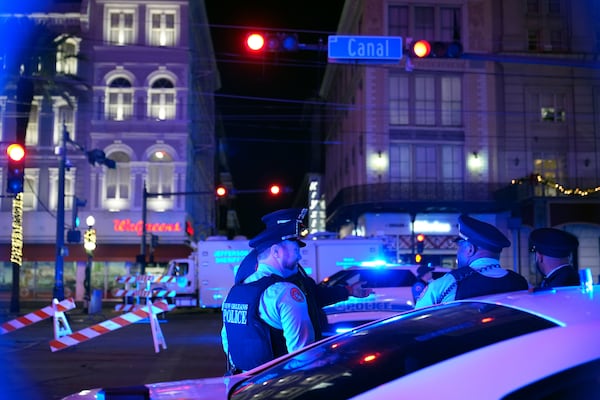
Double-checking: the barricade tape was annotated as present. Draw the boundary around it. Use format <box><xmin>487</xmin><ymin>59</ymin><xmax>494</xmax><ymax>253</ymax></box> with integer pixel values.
<box><xmin>113</xmin><ymin>303</ymin><xmax>176</xmax><ymax>312</ymax></box>
<box><xmin>114</xmin><ymin>304</ymin><xmax>144</xmax><ymax>312</ymax></box>
<box><xmin>1</xmin><ymin>298</ymin><xmax>76</xmax><ymax>335</ymax></box>
<box><xmin>115</xmin><ymin>275</ymin><xmax>181</xmax><ymax>284</ymax></box>
<box><xmin>113</xmin><ymin>289</ymin><xmax>176</xmax><ymax>298</ymax></box>
<box><xmin>49</xmin><ymin>299</ymin><xmax>173</xmax><ymax>352</ymax></box>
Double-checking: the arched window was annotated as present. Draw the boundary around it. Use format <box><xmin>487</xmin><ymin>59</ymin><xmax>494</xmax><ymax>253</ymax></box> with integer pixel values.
<box><xmin>147</xmin><ymin>150</ymin><xmax>174</xmax><ymax>194</ymax></box>
<box><xmin>105</xmin><ymin>151</ymin><xmax>131</xmax><ymax>210</ymax></box>
<box><xmin>53</xmin><ymin>96</ymin><xmax>76</xmax><ymax>145</ymax></box>
<box><xmin>148</xmin><ymin>78</ymin><xmax>175</xmax><ymax>120</ymax></box>
<box><xmin>106</xmin><ymin>77</ymin><xmax>133</xmax><ymax>121</ymax></box>
<box><xmin>56</xmin><ymin>36</ymin><xmax>79</xmax><ymax>75</ymax></box>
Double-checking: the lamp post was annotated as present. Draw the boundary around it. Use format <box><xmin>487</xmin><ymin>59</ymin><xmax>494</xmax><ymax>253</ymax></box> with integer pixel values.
<box><xmin>83</xmin><ymin>215</ymin><xmax>96</xmax><ymax>313</ymax></box>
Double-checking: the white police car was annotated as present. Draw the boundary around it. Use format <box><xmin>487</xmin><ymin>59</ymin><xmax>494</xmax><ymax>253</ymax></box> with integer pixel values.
<box><xmin>62</xmin><ymin>285</ymin><xmax>600</xmax><ymax>400</ymax></box>
<box><xmin>320</xmin><ymin>264</ymin><xmax>450</xmax><ymax>336</ymax></box>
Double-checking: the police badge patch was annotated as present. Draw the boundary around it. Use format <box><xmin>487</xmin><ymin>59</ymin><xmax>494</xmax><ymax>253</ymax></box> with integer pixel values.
<box><xmin>290</xmin><ymin>287</ymin><xmax>305</xmax><ymax>302</ymax></box>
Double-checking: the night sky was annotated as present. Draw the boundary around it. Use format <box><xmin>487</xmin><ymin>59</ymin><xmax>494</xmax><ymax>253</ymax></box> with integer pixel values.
<box><xmin>205</xmin><ymin>0</ymin><xmax>345</xmax><ymax>237</ymax></box>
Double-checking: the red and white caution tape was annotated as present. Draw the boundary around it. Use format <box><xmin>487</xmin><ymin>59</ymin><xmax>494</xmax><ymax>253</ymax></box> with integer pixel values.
<box><xmin>0</xmin><ymin>298</ymin><xmax>76</xmax><ymax>335</ymax></box>
<box><xmin>115</xmin><ymin>275</ymin><xmax>181</xmax><ymax>284</ymax></box>
<box><xmin>114</xmin><ymin>303</ymin><xmax>176</xmax><ymax>312</ymax></box>
<box><xmin>114</xmin><ymin>304</ymin><xmax>144</xmax><ymax>312</ymax></box>
<box><xmin>113</xmin><ymin>289</ymin><xmax>176</xmax><ymax>298</ymax></box>
<box><xmin>49</xmin><ymin>299</ymin><xmax>173</xmax><ymax>352</ymax></box>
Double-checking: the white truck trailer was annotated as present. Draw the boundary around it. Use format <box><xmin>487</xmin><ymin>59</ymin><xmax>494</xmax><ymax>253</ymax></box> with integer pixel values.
<box><xmin>152</xmin><ymin>236</ymin><xmax>388</xmax><ymax>308</ymax></box>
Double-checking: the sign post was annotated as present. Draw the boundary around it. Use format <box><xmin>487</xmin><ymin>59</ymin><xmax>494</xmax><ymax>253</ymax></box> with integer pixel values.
<box><xmin>328</xmin><ymin>35</ymin><xmax>403</xmax><ymax>63</ymax></box>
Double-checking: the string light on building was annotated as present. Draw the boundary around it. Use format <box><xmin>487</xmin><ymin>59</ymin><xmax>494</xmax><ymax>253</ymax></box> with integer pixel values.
<box><xmin>511</xmin><ymin>174</ymin><xmax>600</xmax><ymax>197</ymax></box>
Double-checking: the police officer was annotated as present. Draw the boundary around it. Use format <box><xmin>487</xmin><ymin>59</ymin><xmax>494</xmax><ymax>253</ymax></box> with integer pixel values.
<box><xmin>416</xmin><ymin>214</ymin><xmax>529</xmax><ymax>307</ymax></box>
<box><xmin>529</xmin><ymin>228</ymin><xmax>580</xmax><ymax>289</ymax></box>
<box><xmin>221</xmin><ymin>213</ymin><xmax>314</xmax><ymax>374</ymax></box>
<box><xmin>234</xmin><ymin>208</ymin><xmax>370</xmax><ymax>339</ymax></box>
<box><xmin>411</xmin><ymin>265</ymin><xmax>434</xmax><ymax>304</ymax></box>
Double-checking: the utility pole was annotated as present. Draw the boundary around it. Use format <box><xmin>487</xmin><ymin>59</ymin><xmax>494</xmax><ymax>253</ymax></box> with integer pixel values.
<box><xmin>53</xmin><ymin>124</ymin><xmax>116</xmax><ymax>301</ymax></box>
<box><xmin>140</xmin><ymin>185</ymin><xmax>148</xmax><ymax>275</ymax></box>
<box><xmin>140</xmin><ymin>189</ymin><xmax>217</xmax><ymax>275</ymax></box>
<box><xmin>53</xmin><ymin>125</ymin><xmax>67</xmax><ymax>300</ymax></box>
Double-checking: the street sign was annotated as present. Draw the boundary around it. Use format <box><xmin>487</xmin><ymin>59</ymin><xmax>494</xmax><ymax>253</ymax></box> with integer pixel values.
<box><xmin>328</xmin><ymin>35</ymin><xmax>403</xmax><ymax>63</ymax></box>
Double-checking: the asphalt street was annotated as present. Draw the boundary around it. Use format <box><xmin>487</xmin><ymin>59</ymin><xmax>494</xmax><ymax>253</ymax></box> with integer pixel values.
<box><xmin>0</xmin><ymin>300</ymin><xmax>226</xmax><ymax>400</ymax></box>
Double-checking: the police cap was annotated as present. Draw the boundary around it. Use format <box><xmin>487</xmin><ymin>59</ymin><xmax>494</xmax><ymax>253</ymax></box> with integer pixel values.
<box><xmin>249</xmin><ymin>218</ymin><xmax>306</xmax><ymax>254</ymax></box>
<box><xmin>529</xmin><ymin>228</ymin><xmax>578</xmax><ymax>258</ymax></box>
<box><xmin>261</xmin><ymin>208</ymin><xmax>307</xmax><ymax>228</ymax></box>
<box><xmin>457</xmin><ymin>214</ymin><xmax>510</xmax><ymax>253</ymax></box>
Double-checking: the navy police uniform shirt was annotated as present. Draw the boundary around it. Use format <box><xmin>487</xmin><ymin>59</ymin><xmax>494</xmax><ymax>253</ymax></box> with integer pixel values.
<box><xmin>222</xmin><ymin>275</ymin><xmax>286</xmax><ymax>371</ymax></box>
<box><xmin>221</xmin><ymin>262</ymin><xmax>315</xmax><ymax>371</ymax></box>
<box><xmin>539</xmin><ymin>264</ymin><xmax>580</xmax><ymax>289</ymax></box>
<box><xmin>415</xmin><ymin>258</ymin><xmax>529</xmax><ymax>307</ymax></box>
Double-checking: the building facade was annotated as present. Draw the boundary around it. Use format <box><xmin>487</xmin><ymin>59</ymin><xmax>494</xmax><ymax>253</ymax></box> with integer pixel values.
<box><xmin>0</xmin><ymin>0</ymin><xmax>219</xmax><ymax>300</ymax></box>
<box><xmin>319</xmin><ymin>0</ymin><xmax>600</xmax><ymax>284</ymax></box>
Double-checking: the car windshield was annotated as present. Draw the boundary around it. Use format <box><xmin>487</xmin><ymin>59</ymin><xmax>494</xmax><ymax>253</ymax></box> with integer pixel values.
<box><xmin>322</xmin><ymin>268</ymin><xmax>417</xmax><ymax>288</ymax></box>
<box><xmin>230</xmin><ymin>301</ymin><xmax>557</xmax><ymax>400</ymax></box>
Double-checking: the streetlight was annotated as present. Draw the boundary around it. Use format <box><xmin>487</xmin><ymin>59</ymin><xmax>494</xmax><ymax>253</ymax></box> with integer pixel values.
<box><xmin>83</xmin><ymin>215</ymin><xmax>96</xmax><ymax>313</ymax></box>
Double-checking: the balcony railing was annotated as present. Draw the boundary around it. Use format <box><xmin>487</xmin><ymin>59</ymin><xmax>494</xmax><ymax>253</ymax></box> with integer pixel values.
<box><xmin>328</xmin><ymin>181</ymin><xmax>505</xmax><ymax>210</ymax></box>
<box><xmin>326</xmin><ymin>178</ymin><xmax>600</xmax><ymax>227</ymax></box>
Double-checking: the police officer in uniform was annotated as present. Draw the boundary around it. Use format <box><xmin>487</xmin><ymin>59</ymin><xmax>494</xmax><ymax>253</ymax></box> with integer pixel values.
<box><xmin>221</xmin><ymin>213</ymin><xmax>314</xmax><ymax>374</ymax></box>
<box><xmin>416</xmin><ymin>214</ymin><xmax>529</xmax><ymax>308</ymax></box>
<box><xmin>411</xmin><ymin>265</ymin><xmax>434</xmax><ymax>304</ymax></box>
<box><xmin>234</xmin><ymin>208</ymin><xmax>371</xmax><ymax>340</ymax></box>
<box><xmin>529</xmin><ymin>228</ymin><xmax>580</xmax><ymax>289</ymax></box>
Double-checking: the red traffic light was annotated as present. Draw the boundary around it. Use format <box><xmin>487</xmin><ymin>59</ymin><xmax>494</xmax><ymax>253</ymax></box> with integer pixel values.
<box><xmin>269</xmin><ymin>184</ymin><xmax>281</xmax><ymax>195</ymax></box>
<box><xmin>246</xmin><ymin>33</ymin><xmax>266</xmax><ymax>52</ymax></box>
<box><xmin>416</xmin><ymin>233</ymin><xmax>425</xmax><ymax>242</ymax></box>
<box><xmin>245</xmin><ymin>32</ymin><xmax>299</xmax><ymax>52</ymax></box>
<box><xmin>412</xmin><ymin>40</ymin><xmax>431</xmax><ymax>58</ymax></box>
<box><xmin>408</xmin><ymin>40</ymin><xmax>463</xmax><ymax>58</ymax></box>
<box><xmin>246</xmin><ymin>33</ymin><xmax>265</xmax><ymax>51</ymax></box>
<box><xmin>216</xmin><ymin>186</ymin><xmax>227</xmax><ymax>197</ymax></box>
<box><xmin>6</xmin><ymin>143</ymin><xmax>25</xmax><ymax>193</ymax></box>
<box><xmin>7</xmin><ymin>143</ymin><xmax>25</xmax><ymax>161</ymax></box>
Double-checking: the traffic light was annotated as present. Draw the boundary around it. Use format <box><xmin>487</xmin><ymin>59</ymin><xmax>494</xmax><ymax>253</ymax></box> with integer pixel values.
<box><xmin>6</xmin><ymin>143</ymin><xmax>25</xmax><ymax>194</ymax></box>
<box><xmin>216</xmin><ymin>185</ymin><xmax>227</xmax><ymax>197</ymax></box>
<box><xmin>246</xmin><ymin>33</ymin><xmax>265</xmax><ymax>52</ymax></box>
<box><xmin>411</xmin><ymin>40</ymin><xmax>431</xmax><ymax>58</ymax></box>
<box><xmin>72</xmin><ymin>196</ymin><xmax>86</xmax><ymax>229</ymax></box>
<box><xmin>84</xmin><ymin>228</ymin><xmax>96</xmax><ymax>252</ymax></box>
<box><xmin>415</xmin><ymin>233</ymin><xmax>425</xmax><ymax>263</ymax></box>
<box><xmin>245</xmin><ymin>32</ymin><xmax>299</xmax><ymax>52</ymax></box>
<box><xmin>408</xmin><ymin>39</ymin><xmax>463</xmax><ymax>58</ymax></box>
<box><xmin>416</xmin><ymin>233</ymin><xmax>425</xmax><ymax>254</ymax></box>
<box><xmin>87</xmin><ymin>149</ymin><xmax>116</xmax><ymax>169</ymax></box>
<box><xmin>269</xmin><ymin>184</ymin><xmax>281</xmax><ymax>196</ymax></box>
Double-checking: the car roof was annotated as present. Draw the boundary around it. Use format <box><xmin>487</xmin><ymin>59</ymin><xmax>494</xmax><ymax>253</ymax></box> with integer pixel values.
<box><xmin>452</xmin><ymin>286</ymin><xmax>600</xmax><ymax>326</ymax></box>
<box><xmin>345</xmin><ymin>264</ymin><xmax>450</xmax><ymax>270</ymax></box>
<box><xmin>352</xmin><ymin>320</ymin><xmax>600</xmax><ymax>400</ymax></box>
